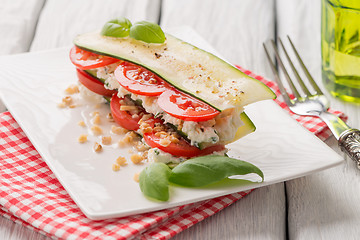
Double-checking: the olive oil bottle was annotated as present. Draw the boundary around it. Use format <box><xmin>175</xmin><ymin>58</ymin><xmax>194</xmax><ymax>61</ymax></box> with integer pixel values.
<box><xmin>322</xmin><ymin>0</ymin><xmax>360</xmax><ymax>103</ymax></box>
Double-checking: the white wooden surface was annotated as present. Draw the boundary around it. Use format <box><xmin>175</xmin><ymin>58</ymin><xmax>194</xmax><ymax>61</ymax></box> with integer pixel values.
<box><xmin>277</xmin><ymin>0</ymin><xmax>360</xmax><ymax>239</ymax></box>
<box><xmin>0</xmin><ymin>0</ymin><xmax>359</xmax><ymax>239</ymax></box>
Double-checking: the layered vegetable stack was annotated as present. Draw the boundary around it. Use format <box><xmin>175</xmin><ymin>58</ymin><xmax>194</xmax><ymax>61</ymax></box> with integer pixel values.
<box><xmin>69</xmin><ymin>18</ymin><xmax>275</xmax><ymax>201</ymax></box>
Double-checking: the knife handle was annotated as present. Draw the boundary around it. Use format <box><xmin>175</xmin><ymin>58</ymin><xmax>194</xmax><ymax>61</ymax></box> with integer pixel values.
<box><xmin>339</xmin><ymin>129</ymin><xmax>360</xmax><ymax>169</ymax></box>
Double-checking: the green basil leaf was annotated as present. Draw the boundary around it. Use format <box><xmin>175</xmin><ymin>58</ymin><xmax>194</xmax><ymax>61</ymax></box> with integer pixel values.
<box><xmin>139</xmin><ymin>163</ymin><xmax>171</xmax><ymax>201</ymax></box>
<box><xmin>169</xmin><ymin>155</ymin><xmax>264</xmax><ymax>187</ymax></box>
<box><xmin>101</xmin><ymin>17</ymin><xmax>132</xmax><ymax>37</ymax></box>
<box><xmin>129</xmin><ymin>21</ymin><xmax>165</xmax><ymax>43</ymax></box>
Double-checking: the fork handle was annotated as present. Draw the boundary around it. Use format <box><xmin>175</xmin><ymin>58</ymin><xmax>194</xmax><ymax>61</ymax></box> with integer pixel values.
<box><xmin>339</xmin><ymin>129</ymin><xmax>360</xmax><ymax>169</ymax></box>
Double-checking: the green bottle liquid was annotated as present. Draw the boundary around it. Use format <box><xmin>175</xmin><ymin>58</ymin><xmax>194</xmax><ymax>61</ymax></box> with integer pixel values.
<box><xmin>321</xmin><ymin>0</ymin><xmax>360</xmax><ymax>103</ymax></box>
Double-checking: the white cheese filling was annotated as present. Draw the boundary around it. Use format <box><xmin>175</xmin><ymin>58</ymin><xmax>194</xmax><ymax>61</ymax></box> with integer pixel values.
<box><xmin>148</xmin><ymin>147</ymin><xmax>228</xmax><ymax>165</ymax></box>
<box><xmin>148</xmin><ymin>148</ymin><xmax>186</xmax><ymax>164</ymax></box>
<box><xmin>78</xmin><ymin>83</ymin><xmax>106</xmax><ymax>104</ymax></box>
<box><xmin>95</xmin><ymin>65</ymin><xmax>244</xmax><ymax>145</ymax></box>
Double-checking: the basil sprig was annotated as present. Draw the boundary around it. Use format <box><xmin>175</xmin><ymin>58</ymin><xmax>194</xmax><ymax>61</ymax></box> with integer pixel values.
<box><xmin>170</xmin><ymin>155</ymin><xmax>264</xmax><ymax>187</ymax></box>
<box><xmin>101</xmin><ymin>18</ymin><xmax>166</xmax><ymax>44</ymax></box>
<box><xmin>129</xmin><ymin>21</ymin><xmax>166</xmax><ymax>43</ymax></box>
<box><xmin>101</xmin><ymin>17</ymin><xmax>132</xmax><ymax>37</ymax></box>
<box><xmin>139</xmin><ymin>155</ymin><xmax>264</xmax><ymax>201</ymax></box>
<box><xmin>139</xmin><ymin>163</ymin><xmax>171</xmax><ymax>201</ymax></box>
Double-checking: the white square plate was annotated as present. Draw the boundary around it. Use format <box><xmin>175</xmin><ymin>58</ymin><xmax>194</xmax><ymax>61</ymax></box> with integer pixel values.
<box><xmin>0</xmin><ymin>28</ymin><xmax>344</xmax><ymax>220</ymax></box>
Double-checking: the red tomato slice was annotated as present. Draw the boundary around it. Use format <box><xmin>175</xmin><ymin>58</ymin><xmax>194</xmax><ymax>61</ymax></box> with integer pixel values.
<box><xmin>76</xmin><ymin>69</ymin><xmax>117</xmax><ymax>97</ymax></box>
<box><xmin>114</xmin><ymin>62</ymin><xmax>167</xmax><ymax>96</ymax></box>
<box><xmin>157</xmin><ymin>90</ymin><xmax>220</xmax><ymax>122</ymax></box>
<box><xmin>70</xmin><ymin>46</ymin><xmax>119</xmax><ymax>70</ymax></box>
<box><xmin>143</xmin><ymin>132</ymin><xmax>225</xmax><ymax>158</ymax></box>
<box><xmin>110</xmin><ymin>94</ymin><xmax>143</xmax><ymax>131</ymax></box>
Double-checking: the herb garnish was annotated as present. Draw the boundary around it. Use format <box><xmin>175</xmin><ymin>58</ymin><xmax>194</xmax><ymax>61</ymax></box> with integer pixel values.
<box><xmin>130</xmin><ymin>21</ymin><xmax>166</xmax><ymax>44</ymax></box>
<box><xmin>101</xmin><ymin>17</ymin><xmax>132</xmax><ymax>37</ymax></box>
<box><xmin>170</xmin><ymin>155</ymin><xmax>264</xmax><ymax>187</ymax></box>
<box><xmin>139</xmin><ymin>155</ymin><xmax>264</xmax><ymax>201</ymax></box>
<box><xmin>139</xmin><ymin>163</ymin><xmax>171</xmax><ymax>201</ymax></box>
<box><xmin>101</xmin><ymin>17</ymin><xmax>166</xmax><ymax>44</ymax></box>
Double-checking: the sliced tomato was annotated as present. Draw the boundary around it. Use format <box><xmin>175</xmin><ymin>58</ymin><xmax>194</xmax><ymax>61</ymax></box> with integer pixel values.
<box><xmin>110</xmin><ymin>94</ymin><xmax>143</xmax><ymax>131</ymax></box>
<box><xmin>114</xmin><ymin>62</ymin><xmax>168</xmax><ymax>96</ymax></box>
<box><xmin>70</xmin><ymin>46</ymin><xmax>119</xmax><ymax>70</ymax></box>
<box><xmin>157</xmin><ymin>89</ymin><xmax>220</xmax><ymax>122</ymax></box>
<box><xmin>143</xmin><ymin>132</ymin><xmax>225</xmax><ymax>158</ymax></box>
<box><xmin>76</xmin><ymin>69</ymin><xmax>117</xmax><ymax>97</ymax></box>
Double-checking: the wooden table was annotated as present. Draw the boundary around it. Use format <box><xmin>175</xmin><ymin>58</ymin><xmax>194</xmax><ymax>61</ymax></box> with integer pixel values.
<box><xmin>1</xmin><ymin>0</ymin><xmax>359</xmax><ymax>239</ymax></box>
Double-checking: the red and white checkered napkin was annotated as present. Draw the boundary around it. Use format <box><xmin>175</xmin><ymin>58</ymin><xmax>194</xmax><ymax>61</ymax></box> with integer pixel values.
<box><xmin>0</xmin><ymin>69</ymin><xmax>347</xmax><ymax>240</ymax></box>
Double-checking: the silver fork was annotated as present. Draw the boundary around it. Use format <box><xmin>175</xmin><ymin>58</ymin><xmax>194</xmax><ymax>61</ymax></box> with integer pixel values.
<box><xmin>263</xmin><ymin>36</ymin><xmax>360</xmax><ymax>168</ymax></box>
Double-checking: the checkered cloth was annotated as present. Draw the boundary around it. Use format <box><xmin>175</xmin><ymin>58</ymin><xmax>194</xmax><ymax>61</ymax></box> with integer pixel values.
<box><xmin>0</xmin><ymin>69</ymin><xmax>347</xmax><ymax>239</ymax></box>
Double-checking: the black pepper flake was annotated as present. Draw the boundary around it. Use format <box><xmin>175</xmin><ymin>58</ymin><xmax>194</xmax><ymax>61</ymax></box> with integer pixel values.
<box><xmin>155</xmin><ymin>53</ymin><xmax>162</xmax><ymax>58</ymax></box>
<box><xmin>131</xmin><ymin>50</ymin><xmax>134</xmax><ymax>53</ymax></box>
<box><xmin>164</xmin><ymin>47</ymin><xmax>167</xmax><ymax>51</ymax></box>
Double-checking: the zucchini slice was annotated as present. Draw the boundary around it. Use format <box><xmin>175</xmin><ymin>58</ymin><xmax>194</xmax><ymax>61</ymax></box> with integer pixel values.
<box><xmin>74</xmin><ymin>31</ymin><xmax>275</xmax><ymax>111</ymax></box>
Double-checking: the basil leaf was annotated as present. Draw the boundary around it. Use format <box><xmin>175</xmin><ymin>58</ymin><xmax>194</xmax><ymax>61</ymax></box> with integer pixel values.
<box><xmin>139</xmin><ymin>163</ymin><xmax>171</xmax><ymax>201</ymax></box>
<box><xmin>169</xmin><ymin>155</ymin><xmax>264</xmax><ymax>187</ymax></box>
<box><xmin>129</xmin><ymin>21</ymin><xmax>165</xmax><ymax>43</ymax></box>
<box><xmin>101</xmin><ymin>17</ymin><xmax>132</xmax><ymax>37</ymax></box>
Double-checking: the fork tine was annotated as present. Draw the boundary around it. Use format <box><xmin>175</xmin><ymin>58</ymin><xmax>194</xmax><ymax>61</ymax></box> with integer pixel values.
<box><xmin>278</xmin><ymin>38</ymin><xmax>311</xmax><ymax>96</ymax></box>
<box><xmin>287</xmin><ymin>36</ymin><xmax>324</xmax><ymax>95</ymax></box>
<box><xmin>270</xmin><ymin>40</ymin><xmax>301</xmax><ymax>99</ymax></box>
<box><xmin>263</xmin><ymin>43</ymin><xmax>293</xmax><ymax>106</ymax></box>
